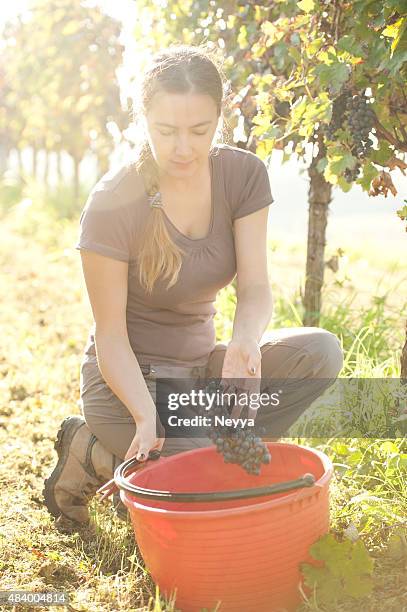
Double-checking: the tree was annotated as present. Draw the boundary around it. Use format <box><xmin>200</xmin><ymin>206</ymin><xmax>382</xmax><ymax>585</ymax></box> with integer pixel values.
<box><xmin>0</xmin><ymin>0</ymin><xmax>128</xmax><ymax>205</ymax></box>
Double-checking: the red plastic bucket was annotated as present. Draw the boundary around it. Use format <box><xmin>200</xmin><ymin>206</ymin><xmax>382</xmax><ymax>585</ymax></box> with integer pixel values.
<box><xmin>119</xmin><ymin>442</ymin><xmax>333</xmax><ymax>612</ymax></box>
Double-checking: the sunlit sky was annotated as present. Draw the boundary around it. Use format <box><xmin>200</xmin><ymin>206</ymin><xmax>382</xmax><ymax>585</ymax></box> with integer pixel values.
<box><xmin>0</xmin><ymin>0</ymin><xmax>30</xmax><ymax>25</ymax></box>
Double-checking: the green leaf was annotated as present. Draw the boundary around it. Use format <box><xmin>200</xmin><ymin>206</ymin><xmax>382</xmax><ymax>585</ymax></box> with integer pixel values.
<box><xmin>252</xmin><ymin>114</ymin><xmax>273</xmax><ymax>138</ymax></box>
<box><xmin>345</xmin><ymin>573</ymin><xmax>374</xmax><ymax>598</ymax></box>
<box><xmin>385</xmin><ymin>527</ymin><xmax>407</xmax><ymax>561</ymax></box>
<box><xmin>347</xmin><ymin>449</ymin><xmax>363</xmax><ymax>465</ymax></box>
<box><xmin>379</xmin><ymin>440</ymin><xmax>399</xmax><ymax>454</ymax></box>
<box><xmin>308</xmin><ymin>534</ymin><xmax>342</xmax><ymax>562</ymax></box>
<box><xmin>273</xmin><ymin>41</ymin><xmax>289</xmax><ymax>67</ymax></box>
<box><xmin>382</xmin><ymin>17</ymin><xmax>404</xmax><ymax>39</ymax></box>
<box><xmin>316</xmin><ymin>157</ymin><xmax>328</xmax><ymax>173</ymax></box>
<box><xmin>61</xmin><ymin>21</ymin><xmax>80</xmax><ymax>37</ymax></box>
<box><xmin>46</xmin><ymin>551</ymin><xmax>62</xmax><ymax>561</ymax></box>
<box><xmin>358</xmin><ymin>162</ymin><xmax>379</xmax><ymax>191</ymax></box>
<box><xmin>337</xmin><ymin>35</ymin><xmax>365</xmax><ymax>58</ymax></box>
<box><xmin>261</xmin><ymin>21</ymin><xmax>281</xmax><ymax>46</ymax></box>
<box><xmin>237</xmin><ymin>25</ymin><xmax>248</xmax><ymax>50</ymax></box>
<box><xmin>329</xmin><ymin>151</ymin><xmax>355</xmax><ymax>175</ymax></box>
<box><xmin>255</xmin><ymin>138</ymin><xmax>275</xmax><ymax>160</ymax></box>
<box><xmin>291</xmin><ymin>96</ymin><xmax>307</xmax><ymax>124</ymax></box>
<box><xmin>298</xmin><ymin>0</ymin><xmax>315</xmax><ymax>13</ymax></box>
<box><xmin>301</xmin><ymin>563</ymin><xmax>341</xmax><ymax>606</ymax></box>
<box><xmin>386</xmin><ymin>0</ymin><xmax>407</xmax><ymax>9</ymax></box>
<box><xmin>288</xmin><ymin>45</ymin><xmax>302</xmax><ymax>64</ymax></box>
<box><xmin>301</xmin><ymin>534</ymin><xmax>375</xmax><ymax>605</ymax></box>
<box><xmin>303</xmin><ymin>93</ymin><xmax>331</xmax><ymax>123</ymax></box>
<box><xmin>391</xmin><ymin>18</ymin><xmax>407</xmax><ymax>56</ymax></box>
<box><xmin>396</xmin><ymin>204</ymin><xmax>407</xmax><ymax>220</ymax></box>
<box><xmin>351</xmin><ymin>539</ymin><xmax>375</xmax><ymax>575</ymax></box>
<box><xmin>369</xmin><ymin>140</ymin><xmax>393</xmax><ymax>165</ymax></box>
<box><xmin>290</xmin><ymin>32</ymin><xmax>301</xmax><ymax>46</ymax></box>
<box><xmin>388</xmin><ymin>48</ymin><xmax>407</xmax><ymax>76</ymax></box>
<box><xmin>256</xmin><ymin>91</ymin><xmax>271</xmax><ymax>109</ymax></box>
<box><xmin>312</xmin><ymin>62</ymin><xmax>350</xmax><ymax>94</ymax></box>
<box><xmin>306</xmin><ymin>37</ymin><xmax>324</xmax><ymax>56</ymax></box>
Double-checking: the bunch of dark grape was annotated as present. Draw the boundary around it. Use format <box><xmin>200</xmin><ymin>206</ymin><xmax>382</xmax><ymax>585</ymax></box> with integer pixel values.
<box><xmin>344</xmin><ymin>163</ymin><xmax>361</xmax><ymax>182</ymax></box>
<box><xmin>345</xmin><ymin>94</ymin><xmax>375</xmax><ymax>160</ymax></box>
<box><xmin>326</xmin><ymin>90</ymin><xmax>353</xmax><ymax>139</ymax></box>
<box><xmin>325</xmin><ymin>89</ymin><xmax>376</xmax><ymax>183</ymax></box>
<box><xmin>200</xmin><ymin>380</ymin><xmax>272</xmax><ymax>476</ymax></box>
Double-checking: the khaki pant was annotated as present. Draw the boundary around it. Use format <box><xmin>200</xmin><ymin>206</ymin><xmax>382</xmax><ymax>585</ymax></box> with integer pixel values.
<box><xmin>79</xmin><ymin>327</ymin><xmax>343</xmax><ymax>461</ymax></box>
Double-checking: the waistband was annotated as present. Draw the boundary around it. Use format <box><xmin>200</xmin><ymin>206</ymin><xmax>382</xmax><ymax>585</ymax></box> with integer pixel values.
<box><xmin>139</xmin><ymin>362</ymin><xmax>207</xmax><ymax>379</ymax></box>
<box><xmin>82</xmin><ymin>353</ymin><xmax>208</xmax><ymax>380</ymax></box>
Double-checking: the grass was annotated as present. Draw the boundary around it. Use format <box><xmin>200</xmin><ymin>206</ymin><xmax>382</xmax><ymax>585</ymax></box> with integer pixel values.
<box><xmin>0</xmin><ymin>176</ymin><xmax>406</xmax><ymax>611</ymax></box>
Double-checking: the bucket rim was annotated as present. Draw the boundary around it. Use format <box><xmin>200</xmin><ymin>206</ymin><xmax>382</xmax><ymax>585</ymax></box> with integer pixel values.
<box><xmin>121</xmin><ymin>442</ymin><xmax>333</xmax><ymax>519</ymax></box>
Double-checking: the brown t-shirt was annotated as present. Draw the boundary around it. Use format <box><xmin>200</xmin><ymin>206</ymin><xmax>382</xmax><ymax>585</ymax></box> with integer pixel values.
<box><xmin>75</xmin><ymin>144</ymin><xmax>274</xmax><ymax>367</ymax></box>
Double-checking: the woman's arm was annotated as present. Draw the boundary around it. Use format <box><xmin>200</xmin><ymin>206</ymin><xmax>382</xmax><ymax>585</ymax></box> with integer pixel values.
<box><xmin>80</xmin><ymin>250</ymin><xmax>156</xmax><ymax>423</ymax></box>
<box><xmin>231</xmin><ymin>284</ymin><xmax>273</xmax><ymax>345</ymax></box>
<box><xmin>232</xmin><ymin>206</ymin><xmax>273</xmax><ymax>344</ymax></box>
<box><xmin>94</xmin><ymin>332</ymin><xmax>157</xmax><ymax>423</ymax></box>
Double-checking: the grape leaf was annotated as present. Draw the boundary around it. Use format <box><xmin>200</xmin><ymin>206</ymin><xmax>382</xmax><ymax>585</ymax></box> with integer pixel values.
<box><xmin>301</xmin><ymin>534</ymin><xmax>375</xmax><ymax>606</ymax></box>
<box><xmin>337</xmin><ymin>34</ymin><xmax>365</xmax><ymax>58</ymax></box>
<box><xmin>359</xmin><ymin>161</ymin><xmax>379</xmax><ymax>191</ymax></box>
<box><xmin>298</xmin><ymin>0</ymin><xmax>315</xmax><ymax>13</ymax></box>
<box><xmin>385</xmin><ymin>527</ymin><xmax>407</xmax><ymax>561</ymax></box>
<box><xmin>369</xmin><ymin>140</ymin><xmax>393</xmax><ymax>166</ymax></box>
<box><xmin>345</xmin><ymin>573</ymin><xmax>374</xmax><ymax>598</ymax></box>
<box><xmin>312</xmin><ymin>62</ymin><xmax>350</xmax><ymax>93</ymax></box>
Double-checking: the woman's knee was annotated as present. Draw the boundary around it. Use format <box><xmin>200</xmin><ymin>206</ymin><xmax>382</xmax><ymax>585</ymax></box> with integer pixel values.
<box><xmin>82</xmin><ymin>410</ymin><xmax>136</xmax><ymax>460</ymax></box>
<box><xmin>307</xmin><ymin>328</ymin><xmax>343</xmax><ymax>378</ymax></box>
<box><xmin>260</xmin><ymin>327</ymin><xmax>343</xmax><ymax>379</ymax></box>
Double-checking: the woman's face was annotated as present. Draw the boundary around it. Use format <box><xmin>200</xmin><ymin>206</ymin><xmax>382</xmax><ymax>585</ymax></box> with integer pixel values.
<box><xmin>144</xmin><ymin>90</ymin><xmax>220</xmax><ymax>179</ymax></box>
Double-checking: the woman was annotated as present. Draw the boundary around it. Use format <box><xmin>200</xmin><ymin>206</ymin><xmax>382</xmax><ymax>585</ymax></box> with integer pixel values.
<box><xmin>43</xmin><ymin>45</ymin><xmax>343</xmax><ymax>524</ymax></box>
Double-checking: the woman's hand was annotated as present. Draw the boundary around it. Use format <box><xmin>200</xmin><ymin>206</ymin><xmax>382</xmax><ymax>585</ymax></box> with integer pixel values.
<box><xmin>125</xmin><ymin>413</ymin><xmax>165</xmax><ymax>462</ymax></box>
<box><xmin>221</xmin><ymin>337</ymin><xmax>262</xmax><ymax>420</ymax></box>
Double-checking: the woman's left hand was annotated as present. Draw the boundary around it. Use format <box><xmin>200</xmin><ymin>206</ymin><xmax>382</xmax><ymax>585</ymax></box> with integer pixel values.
<box><xmin>221</xmin><ymin>337</ymin><xmax>262</xmax><ymax>420</ymax></box>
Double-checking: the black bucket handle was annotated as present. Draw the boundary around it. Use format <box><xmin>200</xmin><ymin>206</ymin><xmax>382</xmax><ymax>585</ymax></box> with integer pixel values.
<box><xmin>114</xmin><ymin>451</ymin><xmax>316</xmax><ymax>503</ymax></box>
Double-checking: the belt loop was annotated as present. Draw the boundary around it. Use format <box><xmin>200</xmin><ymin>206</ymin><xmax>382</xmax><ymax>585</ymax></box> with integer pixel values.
<box><xmin>192</xmin><ymin>365</ymin><xmax>205</xmax><ymax>381</ymax></box>
<box><xmin>140</xmin><ymin>363</ymin><xmax>155</xmax><ymax>376</ymax></box>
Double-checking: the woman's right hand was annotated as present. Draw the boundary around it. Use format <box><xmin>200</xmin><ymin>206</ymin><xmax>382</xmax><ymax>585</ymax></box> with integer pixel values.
<box><xmin>125</xmin><ymin>413</ymin><xmax>165</xmax><ymax>462</ymax></box>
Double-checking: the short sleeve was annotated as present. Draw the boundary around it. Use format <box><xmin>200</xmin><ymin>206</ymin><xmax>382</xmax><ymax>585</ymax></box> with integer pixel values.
<box><xmin>75</xmin><ymin>187</ymin><xmax>134</xmax><ymax>263</ymax></box>
<box><xmin>231</xmin><ymin>152</ymin><xmax>274</xmax><ymax>221</ymax></box>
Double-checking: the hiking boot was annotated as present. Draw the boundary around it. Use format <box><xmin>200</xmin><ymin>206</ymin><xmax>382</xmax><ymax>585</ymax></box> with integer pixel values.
<box><xmin>43</xmin><ymin>416</ymin><xmax>116</xmax><ymax>524</ymax></box>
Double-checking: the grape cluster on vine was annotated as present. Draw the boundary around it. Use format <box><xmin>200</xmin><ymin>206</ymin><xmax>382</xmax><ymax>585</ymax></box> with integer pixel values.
<box><xmin>200</xmin><ymin>380</ymin><xmax>272</xmax><ymax>475</ymax></box>
<box><xmin>325</xmin><ymin>89</ymin><xmax>376</xmax><ymax>183</ymax></box>
<box><xmin>326</xmin><ymin>90</ymin><xmax>353</xmax><ymax>140</ymax></box>
<box><xmin>345</xmin><ymin>94</ymin><xmax>375</xmax><ymax>158</ymax></box>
